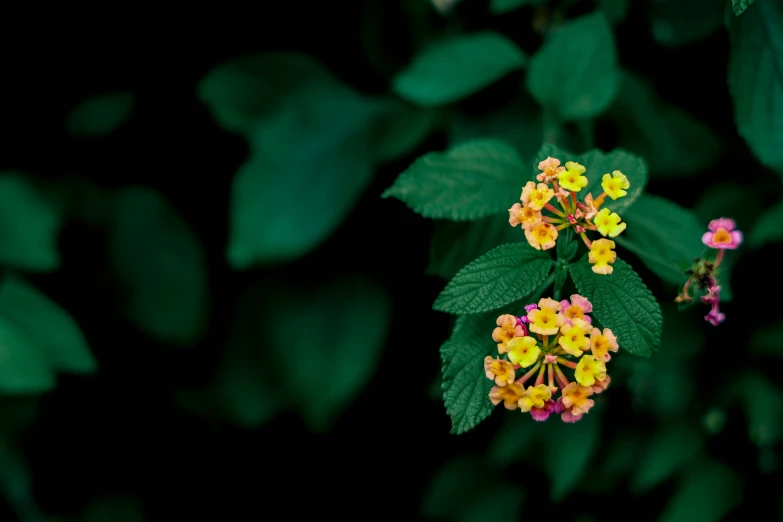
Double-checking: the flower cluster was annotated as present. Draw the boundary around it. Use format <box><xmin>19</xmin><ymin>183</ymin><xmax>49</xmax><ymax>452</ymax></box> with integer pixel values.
<box><xmin>675</xmin><ymin>218</ymin><xmax>742</xmax><ymax>326</ymax></box>
<box><xmin>484</xmin><ymin>295</ymin><xmax>619</xmax><ymax>422</ymax></box>
<box><xmin>508</xmin><ymin>157</ymin><xmax>631</xmax><ymax>275</ymax></box>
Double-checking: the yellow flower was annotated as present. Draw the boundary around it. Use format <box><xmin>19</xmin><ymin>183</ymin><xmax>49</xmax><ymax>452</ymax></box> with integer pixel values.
<box><xmin>590</xmin><ymin>327</ymin><xmax>618</xmax><ymax>361</ymax></box>
<box><xmin>593</xmin><ymin>208</ymin><xmax>627</xmax><ymax>238</ymax></box>
<box><xmin>561</xmin><ymin>382</ymin><xmax>595</xmax><ymax>416</ymax></box>
<box><xmin>484</xmin><ymin>356</ymin><xmax>516</xmax><ymax>386</ymax></box>
<box><xmin>521</xmin><ymin>182</ymin><xmax>555</xmax><ymax>211</ymax></box>
<box><xmin>518</xmin><ymin>384</ymin><xmax>552</xmax><ymax>412</ymax></box>
<box><xmin>525</xmin><ymin>222</ymin><xmax>558</xmax><ymax>251</ymax></box>
<box><xmin>575</xmin><ymin>355</ymin><xmax>607</xmax><ymax>387</ymax></box>
<box><xmin>508</xmin><ymin>202</ymin><xmax>541</xmax><ymax>229</ymax></box>
<box><xmin>557</xmin><ymin>161</ymin><xmax>588</xmax><ymax>192</ymax></box>
<box><xmin>490</xmin><ymin>382</ymin><xmax>525</xmax><ymax>410</ymax></box>
<box><xmin>601</xmin><ymin>171</ymin><xmax>630</xmax><ymax>200</ymax></box>
<box><xmin>492</xmin><ymin>314</ymin><xmax>525</xmax><ymax>354</ymax></box>
<box><xmin>557</xmin><ymin>318</ymin><xmax>591</xmax><ymax>357</ymax></box>
<box><xmin>527</xmin><ymin>298</ymin><xmax>564</xmax><ymax>335</ymax></box>
<box><xmin>588</xmin><ymin>238</ymin><xmax>616</xmax><ymax>275</ymax></box>
<box><xmin>507</xmin><ymin>336</ymin><xmax>541</xmax><ymax>368</ymax></box>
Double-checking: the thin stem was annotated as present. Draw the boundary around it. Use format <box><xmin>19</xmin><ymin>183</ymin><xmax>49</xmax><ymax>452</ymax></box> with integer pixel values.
<box><xmin>545</xmin><ymin>203</ymin><xmax>566</xmax><ymax>217</ymax></box>
<box><xmin>714</xmin><ymin>249</ymin><xmax>725</xmax><ymax>268</ymax></box>
<box><xmin>534</xmin><ymin>362</ymin><xmax>547</xmax><ymax>387</ymax></box>
<box><xmin>579</xmin><ymin>232</ymin><xmax>592</xmax><ymax>249</ymax></box>
<box><xmin>543</xmin><ymin>216</ymin><xmax>565</xmax><ymax>224</ymax></box>
<box><xmin>517</xmin><ymin>360</ymin><xmax>542</xmax><ymax>385</ymax></box>
<box><xmin>556</xmin><ymin>357</ymin><xmax>577</xmax><ymax>369</ymax></box>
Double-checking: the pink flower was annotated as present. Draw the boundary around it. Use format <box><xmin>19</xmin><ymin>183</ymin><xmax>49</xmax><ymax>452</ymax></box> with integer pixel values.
<box><xmin>537</xmin><ymin>157</ymin><xmax>565</xmax><ymax>183</ymax></box>
<box><xmin>705</xmin><ymin>308</ymin><xmax>726</xmax><ymax>326</ymax></box>
<box><xmin>524</xmin><ymin>303</ymin><xmax>538</xmax><ymax>312</ymax></box>
<box><xmin>560</xmin><ymin>294</ymin><xmax>593</xmax><ymax>326</ymax></box>
<box><xmin>702</xmin><ymin>218</ymin><xmax>743</xmax><ymax>250</ymax></box>
<box><xmin>701</xmin><ymin>284</ymin><xmax>721</xmax><ymax>305</ymax></box>
<box><xmin>530</xmin><ymin>399</ymin><xmax>556</xmax><ymax>421</ymax></box>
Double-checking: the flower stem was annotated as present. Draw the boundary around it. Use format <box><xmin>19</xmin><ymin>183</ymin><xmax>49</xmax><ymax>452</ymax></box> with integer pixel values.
<box><xmin>545</xmin><ymin>203</ymin><xmax>566</xmax><ymax>217</ymax></box>
<box><xmin>517</xmin><ymin>360</ymin><xmax>542</xmax><ymax>385</ymax></box>
<box><xmin>534</xmin><ymin>362</ymin><xmax>547</xmax><ymax>387</ymax></box>
<box><xmin>714</xmin><ymin>249</ymin><xmax>725</xmax><ymax>268</ymax></box>
<box><xmin>556</xmin><ymin>357</ymin><xmax>577</xmax><ymax>369</ymax></box>
<box><xmin>579</xmin><ymin>232</ymin><xmax>592</xmax><ymax>249</ymax></box>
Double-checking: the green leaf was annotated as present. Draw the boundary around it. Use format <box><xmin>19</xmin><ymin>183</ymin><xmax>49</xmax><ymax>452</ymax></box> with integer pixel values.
<box><xmin>651</xmin><ymin>0</ymin><xmax>724</xmax><ymax>47</ymax></box>
<box><xmin>434</xmin><ymin>243</ymin><xmax>553</xmax><ymax>314</ymax></box>
<box><xmin>728</xmin><ymin>0</ymin><xmax>783</xmax><ymax>173</ymax></box>
<box><xmin>491</xmin><ymin>0</ymin><xmax>545</xmax><ymax>14</ymax></box>
<box><xmin>198</xmin><ymin>52</ymin><xmax>336</xmax><ymax>135</ymax></box>
<box><xmin>533</xmin><ymin>144</ymin><xmax>648</xmax><ymax>214</ymax></box>
<box><xmin>66</xmin><ymin>91</ymin><xmax>134</xmax><ymax>137</ymax></box>
<box><xmin>422</xmin><ymin>456</ymin><xmax>524</xmax><ymax>522</ymax></box>
<box><xmin>618</xmin><ymin>194</ymin><xmax>703</xmax><ymax>285</ymax></box>
<box><xmin>0</xmin><ymin>174</ymin><xmax>62</xmax><ymax>272</ymax></box>
<box><xmin>383</xmin><ymin>139</ymin><xmax>527</xmax><ymax>221</ymax></box>
<box><xmin>448</xmin><ymin>94</ymin><xmax>543</xmax><ymax>165</ymax></box>
<box><xmin>741</xmin><ymin>372</ymin><xmax>783</xmax><ymax>447</ymax></box>
<box><xmin>108</xmin><ymin>187</ymin><xmax>208</xmax><ymax>346</ymax></box>
<box><xmin>226</xmin><ymin>70</ymin><xmax>376</xmax><ymax>267</ymax></box>
<box><xmin>0</xmin><ymin>277</ymin><xmax>95</xmax><ymax>374</ymax></box>
<box><xmin>370</xmin><ymin>99</ymin><xmax>436</xmax><ymax>162</ymax></box>
<box><xmin>0</xmin><ymin>317</ymin><xmax>55</xmax><ymax>395</ymax></box>
<box><xmin>440</xmin><ymin>314</ymin><xmax>497</xmax><ymax>434</ymax></box>
<box><xmin>266</xmin><ymin>277</ymin><xmax>391</xmax><ymax>432</ymax></box>
<box><xmin>427</xmin><ymin>217</ymin><xmax>523</xmax><ymax>279</ymax></box>
<box><xmin>749</xmin><ymin>198</ymin><xmax>783</xmax><ymax>247</ymax></box>
<box><xmin>526</xmin><ymin>12</ymin><xmax>619</xmax><ymax>120</ymax></box>
<box><xmin>609</xmin><ymin>72</ymin><xmax>722</xmax><ymax>178</ymax></box>
<box><xmin>569</xmin><ymin>256</ymin><xmax>662</xmax><ymax>356</ymax></box>
<box><xmin>733</xmin><ymin>0</ymin><xmax>755</xmax><ymax>16</ymax></box>
<box><xmin>392</xmin><ymin>32</ymin><xmax>526</xmax><ymax>106</ymax></box>
<box><xmin>545</xmin><ymin>408</ymin><xmax>600</xmax><ymax>500</ymax></box>
<box><xmin>631</xmin><ymin>424</ymin><xmax>702</xmax><ymax>493</ymax></box>
<box><xmin>557</xmin><ymin>229</ymin><xmax>578</xmax><ymax>263</ymax></box>
<box><xmin>659</xmin><ymin>461</ymin><xmax>741</xmax><ymax>522</ymax></box>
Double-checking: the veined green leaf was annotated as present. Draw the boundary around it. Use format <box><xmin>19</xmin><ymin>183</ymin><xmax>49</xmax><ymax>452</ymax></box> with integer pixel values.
<box><xmin>433</xmin><ymin>243</ymin><xmax>553</xmax><ymax>314</ymax></box>
<box><xmin>383</xmin><ymin>139</ymin><xmax>527</xmax><ymax>221</ymax></box>
<box><xmin>569</xmin><ymin>256</ymin><xmax>662</xmax><ymax>356</ymax></box>
<box><xmin>732</xmin><ymin>0</ymin><xmax>755</xmax><ymax>16</ymax></box>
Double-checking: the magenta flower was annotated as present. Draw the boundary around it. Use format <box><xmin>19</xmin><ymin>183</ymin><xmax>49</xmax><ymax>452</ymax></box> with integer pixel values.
<box><xmin>705</xmin><ymin>308</ymin><xmax>726</xmax><ymax>326</ymax></box>
<box><xmin>530</xmin><ymin>399</ymin><xmax>557</xmax><ymax>422</ymax></box>
<box><xmin>702</xmin><ymin>218</ymin><xmax>743</xmax><ymax>250</ymax></box>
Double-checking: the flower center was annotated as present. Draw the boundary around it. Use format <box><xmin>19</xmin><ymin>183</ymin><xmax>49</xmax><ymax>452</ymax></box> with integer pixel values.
<box><xmin>713</xmin><ymin>228</ymin><xmax>732</xmax><ymax>243</ymax></box>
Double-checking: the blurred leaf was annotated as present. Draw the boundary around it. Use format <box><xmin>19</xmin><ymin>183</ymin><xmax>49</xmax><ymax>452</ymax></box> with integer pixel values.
<box><xmin>732</xmin><ymin>0</ymin><xmax>755</xmax><ymax>15</ymax></box>
<box><xmin>631</xmin><ymin>424</ymin><xmax>702</xmax><ymax>493</ymax></box>
<box><xmin>108</xmin><ymin>187</ymin><xmax>208</xmax><ymax>345</ymax></box>
<box><xmin>545</xmin><ymin>408</ymin><xmax>600</xmax><ymax>501</ymax></box>
<box><xmin>651</xmin><ymin>0</ymin><xmax>724</xmax><ymax>47</ymax></box>
<box><xmin>751</xmin><ymin>320</ymin><xmax>783</xmax><ymax>358</ymax></box>
<box><xmin>527</xmin><ymin>12</ymin><xmax>619</xmax><ymax>120</ymax></box>
<box><xmin>533</xmin><ymin>144</ymin><xmax>648</xmax><ymax>214</ymax></box>
<box><xmin>422</xmin><ymin>456</ymin><xmax>523</xmax><ymax>522</ymax></box>
<box><xmin>693</xmin><ymin>182</ymin><xmax>760</xmax><ymax>230</ymax></box>
<box><xmin>556</xmin><ymin>228</ymin><xmax>578</xmax><ymax>263</ymax></box>
<box><xmin>66</xmin><ymin>91</ymin><xmax>134</xmax><ymax>137</ymax></box>
<box><xmin>619</xmin><ymin>194</ymin><xmax>703</xmax><ymax>285</ymax></box>
<box><xmin>440</xmin><ymin>314</ymin><xmax>496</xmax><ymax>434</ymax></box>
<box><xmin>0</xmin><ymin>317</ymin><xmax>55</xmax><ymax>395</ymax></box>
<box><xmin>383</xmin><ymin>139</ymin><xmax>526</xmax><ymax>221</ymax></box>
<box><xmin>433</xmin><ymin>243</ymin><xmax>553</xmax><ymax>314</ymax></box>
<box><xmin>659</xmin><ymin>461</ymin><xmax>741</xmax><ymax>522</ymax></box>
<box><xmin>267</xmin><ymin>277</ymin><xmax>390</xmax><ymax>432</ymax></box>
<box><xmin>491</xmin><ymin>0</ymin><xmax>544</xmax><ymax>14</ymax></box>
<box><xmin>598</xmin><ymin>0</ymin><xmax>629</xmax><ymax>24</ymax></box>
<box><xmin>0</xmin><ymin>277</ymin><xmax>95</xmax><ymax>374</ymax></box>
<box><xmin>728</xmin><ymin>0</ymin><xmax>783</xmax><ymax>174</ymax></box>
<box><xmin>198</xmin><ymin>52</ymin><xmax>334</xmax><ymax>135</ymax></box>
<box><xmin>392</xmin><ymin>32</ymin><xmax>526</xmax><ymax>106</ymax></box>
<box><xmin>741</xmin><ymin>372</ymin><xmax>783</xmax><ymax>447</ymax></box>
<box><xmin>427</xmin><ymin>218</ymin><xmax>522</xmax><ymax>280</ymax></box>
<box><xmin>749</xmin><ymin>198</ymin><xmax>783</xmax><ymax>247</ymax></box>
<box><xmin>226</xmin><ymin>74</ymin><xmax>375</xmax><ymax>267</ymax></box>
<box><xmin>609</xmin><ymin>72</ymin><xmax>722</xmax><ymax>178</ymax></box>
<box><xmin>448</xmin><ymin>94</ymin><xmax>543</xmax><ymax>164</ymax></box>
<box><xmin>371</xmin><ymin>99</ymin><xmax>437</xmax><ymax>162</ymax></box>
<box><xmin>570</xmin><ymin>256</ymin><xmax>662</xmax><ymax>356</ymax></box>
<box><xmin>84</xmin><ymin>496</ymin><xmax>145</xmax><ymax>522</ymax></box>
<box><xmin>0</xmin><ymin>174</ymin><xmax>62</xmax><ymax>272</ymax></box>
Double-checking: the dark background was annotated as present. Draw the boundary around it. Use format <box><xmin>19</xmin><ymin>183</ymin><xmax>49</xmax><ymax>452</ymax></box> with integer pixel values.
<box><xmin>1</xmin><ymin>1</ymin><xmax>782</xmax><ymax>520</ymax></box>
